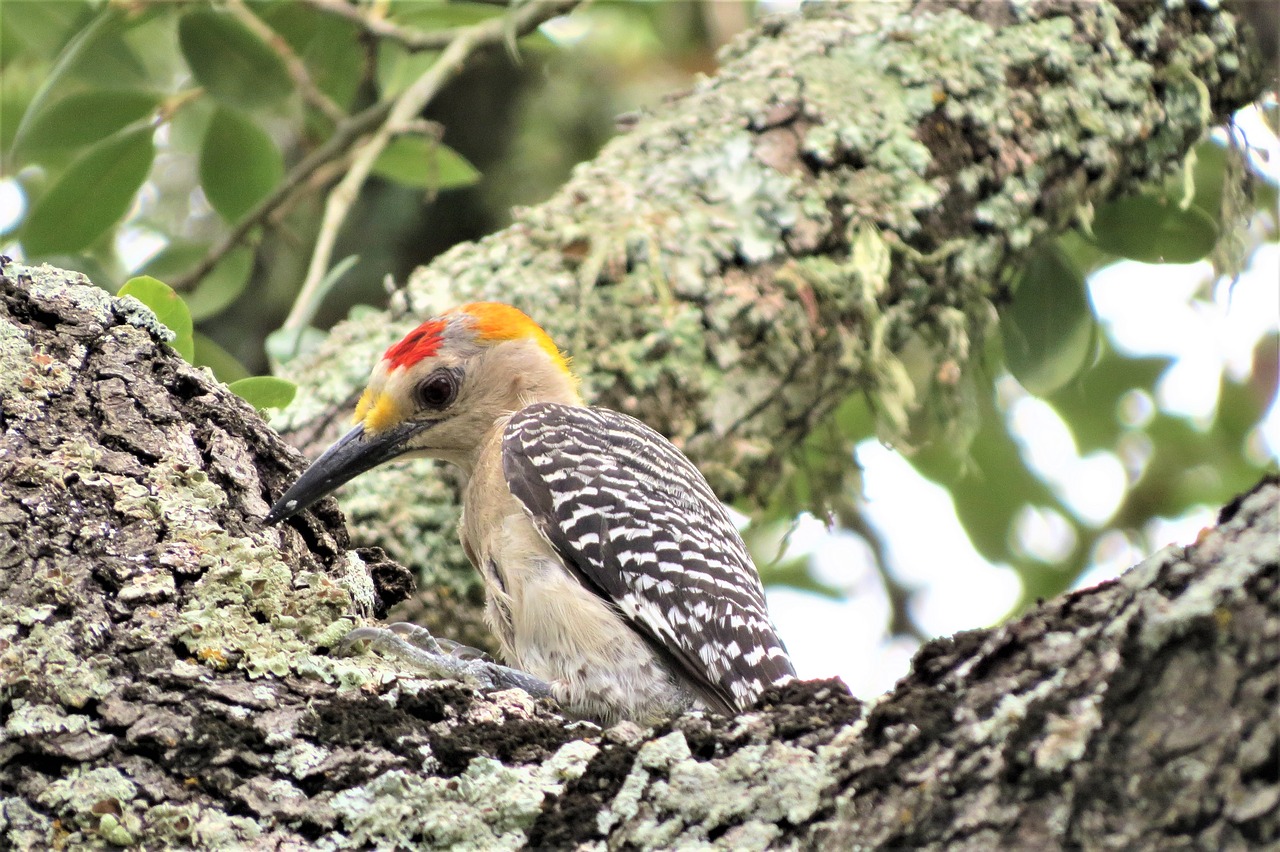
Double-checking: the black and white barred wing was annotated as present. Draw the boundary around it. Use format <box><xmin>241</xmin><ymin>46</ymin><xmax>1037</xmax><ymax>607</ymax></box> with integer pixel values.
<box><xmin>502</xmin><ymin>402</ymin><xmax>795</xmax><ymax>713</ymax></box>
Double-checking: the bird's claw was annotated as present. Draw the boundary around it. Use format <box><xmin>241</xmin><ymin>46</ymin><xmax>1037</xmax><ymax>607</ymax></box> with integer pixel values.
<box><xmin>336</xmin><ymin>622</ymin><xmax>551</xmax><ymax>699</ymax></box>
<box><xmin>384</xmin><ymin>622</ymin><xmax>492</xmax><ymax>662</ymax></box>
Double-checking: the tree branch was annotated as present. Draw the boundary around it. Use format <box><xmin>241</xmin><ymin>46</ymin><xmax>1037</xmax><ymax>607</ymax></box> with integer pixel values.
<box><xmin>302</xmin><ymin>0</ymin><xmax>474</xmax><ymax>52</ymax></box>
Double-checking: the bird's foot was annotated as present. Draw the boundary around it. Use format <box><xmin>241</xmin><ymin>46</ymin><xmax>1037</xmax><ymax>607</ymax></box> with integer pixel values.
<box><xmin>380</xmin><ymin>621</ymin><xmax>493</xmax><ymax>662</ymax></box>
<box><xmin>336</xmin><ymin>622</ymin><xmax>552</xmax><ymax>699</ymax></box>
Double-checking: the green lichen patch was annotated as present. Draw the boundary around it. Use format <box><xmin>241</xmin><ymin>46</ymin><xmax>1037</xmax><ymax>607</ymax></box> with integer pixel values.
<box><xmin>0</xmin><ymin>798</ymin><xmax>55</xmax><ymax>850</ymax></box>
<box><xmin>36</xmin><ymin>766</ymin><xmax>140</xmax><ymax>842</ymax></box>
<box><xmin>0</xmin><ymin>320</ymin><xmax>77</xmax><ymax>424</ymax></box>
<box><xmin>156</xmin><ymin>453</ymin><xmax>371</xmax><ymax>685</ymax></box>
<box><xmin>587</xmin><ymin>726</ymin><xmax>844</xmax><ymax>850</ymax></box>
<box><xmin>5</xmin><ymin>699</ymin><xmax>97</xmax><ymax>738</ymax></box>
<box><xmin>319</xmin><ymin>739</ymin><xmax>598</xmax><ymax>852</ymax></box>
<box><xmin>113</xmin><ymin>295</ymin><xmax>177</xmax><ymax>344</ymax></box>
<box><xmin>3</xmin><ymin>620</ymin><xmax>116</xmax><ymax>709</ymax></box>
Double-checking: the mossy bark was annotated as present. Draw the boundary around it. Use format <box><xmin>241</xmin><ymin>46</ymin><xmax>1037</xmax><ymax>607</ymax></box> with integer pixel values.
<box><xmin>1</xmin><ymin>262</ymin><xmax>1275</xmax><ymax>849</ymax></box>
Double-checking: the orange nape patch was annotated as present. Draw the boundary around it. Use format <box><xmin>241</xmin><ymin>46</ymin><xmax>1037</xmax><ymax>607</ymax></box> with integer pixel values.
<box><xmin>452</xmin><ymin>302</ymin><xmax>573</xmax><ymax>377</ymax></box>
<box><xmin>383</xmin><ymin>319</ymin><xmax>446</xmax><ymax>369</ymax></box>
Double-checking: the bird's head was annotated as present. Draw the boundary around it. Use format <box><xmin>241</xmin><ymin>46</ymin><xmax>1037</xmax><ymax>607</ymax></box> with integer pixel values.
<box><xmin>265</xmin><ymin>302</ymin><xmax>578</xmax><ymax>524</ymax></box>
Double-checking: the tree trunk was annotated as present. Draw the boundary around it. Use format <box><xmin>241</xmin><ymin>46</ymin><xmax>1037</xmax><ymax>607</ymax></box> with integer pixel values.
<box><xmin>1</xmin><ymin>258</ymin><xmax>1276</xmax><ymax>849</ymax></box>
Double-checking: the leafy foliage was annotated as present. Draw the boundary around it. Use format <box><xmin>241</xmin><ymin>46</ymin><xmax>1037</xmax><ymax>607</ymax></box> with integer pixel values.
<box><xmin>21</xmin><ymin>127</ymin><xmax>154</xmax><ymax>256</ymax></box>
<box><xmin>177</xmin><ymin>8</ymin><xmax>293</xmax><ymax>108</ymax></box>
<box><xmin>199</xmin><ymin>107</ymin><xmax>284</xmax><ymax>221</ymax></box>
<box><xmin>373</xmin><ymin>136</ymin><xmax>481</xmax><ymax>191</ymax></box>
<box><xmin>117</xmin><ymin>275</ymin><xmax>295</xmax><ymax>410</ymax></box>
<box><xmin>1090</xmin><ymin>195</ymin><xmax>1220</xmax><ymax>264</ymax></box>
<box><xmin>0</xmin><ymin>0</ymin><xmax>505</xmax><ymax>384</ymax></box>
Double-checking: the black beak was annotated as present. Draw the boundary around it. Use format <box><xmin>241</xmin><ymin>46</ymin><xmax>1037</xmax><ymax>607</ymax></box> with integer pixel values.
<box><xmin>265</xmin><ymin>420</ymin><xmax>424</xmax><ymax>524</ymax></box>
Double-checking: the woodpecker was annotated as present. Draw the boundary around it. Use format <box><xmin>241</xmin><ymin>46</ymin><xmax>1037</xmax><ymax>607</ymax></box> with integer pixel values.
<box><xmin>266</xmin><ymin>303</ymin><xmax>795</xmax><ymax>724</ymax></box>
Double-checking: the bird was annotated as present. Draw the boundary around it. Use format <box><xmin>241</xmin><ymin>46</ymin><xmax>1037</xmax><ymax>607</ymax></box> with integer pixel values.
<box><xmin>265</xmin><ymin>302</ymin><xmax>795</xmax><ymax>725</ymax></box>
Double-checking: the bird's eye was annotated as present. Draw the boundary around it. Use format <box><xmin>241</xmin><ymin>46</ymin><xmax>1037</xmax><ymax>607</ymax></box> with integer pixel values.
<box><xmin>415</xmin><ymin>370</ymin><xmax>458</xmax><ymax>410</ymax></box>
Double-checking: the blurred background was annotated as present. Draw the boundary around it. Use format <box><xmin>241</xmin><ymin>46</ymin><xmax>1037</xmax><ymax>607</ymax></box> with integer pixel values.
<box><xmin>2</xmin><ymin>0</ymin><xmax>1276</xmax><ymax>698</ymax></box>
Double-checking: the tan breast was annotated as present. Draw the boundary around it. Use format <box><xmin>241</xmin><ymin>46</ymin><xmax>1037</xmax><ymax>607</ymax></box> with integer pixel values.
<box><xmin>458</xmin><ymin>422</ymin><xmax>694</xmax><ymax>724</ymax></box>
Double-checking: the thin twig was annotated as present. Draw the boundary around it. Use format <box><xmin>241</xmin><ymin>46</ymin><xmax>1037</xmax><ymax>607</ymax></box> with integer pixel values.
<box><xmin>282</xmin><ymin>0</ymin><xmax>581</xmax><ymax>332</ymax></box>
<box><xmin>225</xmin><ymin>0</ymin><xmax>346</xmax><ymax>124</ymax></box>
<box><xmin>302</xmin><ymin>0</ymin><xmax>471</xmax><ymax>52</ymax></box>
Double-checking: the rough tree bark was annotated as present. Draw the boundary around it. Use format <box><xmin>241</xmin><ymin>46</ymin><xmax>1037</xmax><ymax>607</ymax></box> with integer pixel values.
<box><xmin>1</xmin><ymin>0</ymin><xmax>1275</xmax><ymax>849</ymax></box>
<box><xmin>0</xmin><ymin>261</ymin><xmax>1276</xmax><ymax>849</ymax></box>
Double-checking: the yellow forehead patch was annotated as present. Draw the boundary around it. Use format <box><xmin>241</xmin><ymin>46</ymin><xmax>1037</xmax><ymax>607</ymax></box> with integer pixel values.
<box><xmin>354</xmin><ymin>388</ymin><xmax>406</xmax><ymax>435</ymax></box>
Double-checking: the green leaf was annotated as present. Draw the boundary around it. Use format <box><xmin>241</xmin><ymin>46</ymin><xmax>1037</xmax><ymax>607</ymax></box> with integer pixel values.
<box><xmin>66</xmin><ymin>19</ymin><xmax>151</xmax><ymax>87</ymax></box>
<box><xmin>143</xmin><ymin>244</ymin><xmax>255</xmax><ymax>322</ymax></box>
<box><xmin>0</xmin><ymin>2</ymin><xmax>94</xmax><ymax>64</ymax></box>
<box><xmin>1054</xmin><ymin>230</ymin><xmax>1114</xmax><ymax>278</ymax></box>
<box><xmin>199</xmin><ymin>107</ymin><xmax>284</xmax><ymax>221</ymax></box>
<box><xmin>21</xmin><ymin>126</ymin><xmax>155</xmax><ymax>256</ymax></box>
<box><xmin>177</xmin><ymin>8</ymin><xmax>292</xmax><ymax>107</ymax></box>
<box><xmin>193</xmin><ymin>332</ymin><xmax>250</xmax><ymax>384</ymax></box>
<box><xmin>375</xmin><ymin>42</ymin><xmax>441</xmax><ymax>97</ymax></box>
<box><xmin>117</xmin><ymin>275</ymin><xmax>195</xmax><ymax>363</ymax></box>
<box><xmin>1000</xmin><ymin>243</ymin><xmax>1098</xmax><ymax>396</ymax></box>
<box><xmin>257</xmin><ymin>3</ymin><xmax>362</xmax><ymax>110</ymax></box>
<box><xmin>15</xmin><ymin>89</ymin><xmax>159</xmax><ymax>162</ymax></box>
<box><xmin>184</xmin><ymin>248</ymin><xmax>255</xmax><ymax>321</ymax></box>
<box><xmin>0</xmin><ymin>74</ymin><xmax>35</xmax><ymax>153</ymax></box>
<box><xmin>228</xmin><ymin>376</ymin><xmax>297</xmax><ymax>412</ymax></box>
<box><xmin>11</xmin><ymin>7</ymin><xmax>133</xmax><ymax>154</ymax></box>
<box><xmin>372</xmin><ymin>136</ymin><xmax>481</xmax><ymax>190</ymax></box>
<box><xmin>1090</xmin><ymin>194</ymin><xmax>1219</xmax><ymax>264</ymax></box>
